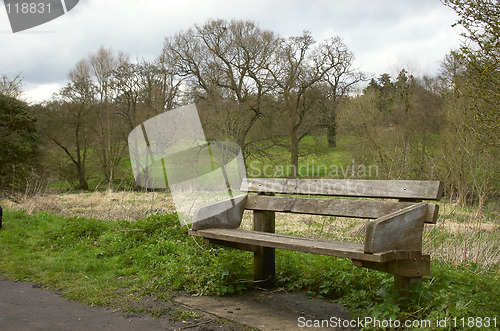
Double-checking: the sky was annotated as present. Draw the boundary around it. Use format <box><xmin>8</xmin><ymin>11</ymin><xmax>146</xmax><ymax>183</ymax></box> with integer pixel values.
<box><xmin>0</xmin><ymin>0</ymin><xmax>463</xmax><ymax>104</ymax></box>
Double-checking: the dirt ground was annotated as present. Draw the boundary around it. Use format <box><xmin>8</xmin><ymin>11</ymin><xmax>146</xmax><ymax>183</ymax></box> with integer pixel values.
<box><xmin>0</xmin><ymin>277</ymin><xmax>354</xmax><ymax>331</ymax></box>
<box><xmin>176</xmin><ymin>290</ymin><xmax>353</xmax><ymax>330</ymax></box>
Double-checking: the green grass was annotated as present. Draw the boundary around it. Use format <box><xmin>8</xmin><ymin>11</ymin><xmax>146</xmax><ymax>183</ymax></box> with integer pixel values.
<box><xmin>246</xmin><ymin>135</ymin><xmax>358</xmax><ymax>178</ymax></box>
<box><xmin>1</xmin><ymin>208</ymin><xmax>498</xmax><ymax>329</ymax></box>
<box><xmin>0</xmin><ymin>209</ymin><xmax>253</xmax><ymax>303</ymax></box>
<box><xmin>44</xmin><ymin>134</ymin><xmax>382</xmax><ymax>190</ymax></box>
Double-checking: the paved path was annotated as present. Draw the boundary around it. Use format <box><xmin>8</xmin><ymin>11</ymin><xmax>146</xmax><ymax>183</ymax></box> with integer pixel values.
<box><xmin>0</xmin><ymin>279</ymin><xmax>169</xmax><ymax>331</ymax></box>
<box><xmin>1</xmin><ymin>278</ymin><xmax>353</xmax><ymax>330</ymax></box>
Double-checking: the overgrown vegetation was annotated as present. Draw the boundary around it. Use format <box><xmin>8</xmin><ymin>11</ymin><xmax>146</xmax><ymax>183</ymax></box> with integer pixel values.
<box><xmin>0</xmin><ymin>208</ymin><xmax>498</xmax><ymax>328</ymax></box>
<box><xmin>0</xmin><ymin>209</ymin><xmax>253</xmax><ymax>301</ymax></box>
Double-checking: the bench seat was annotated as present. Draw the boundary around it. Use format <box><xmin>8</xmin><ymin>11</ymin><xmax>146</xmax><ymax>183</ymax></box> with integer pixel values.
<box><xmin>189</xmin><ymin>228</ymin><xmax>418</xmax><ymax>263</ymax></box>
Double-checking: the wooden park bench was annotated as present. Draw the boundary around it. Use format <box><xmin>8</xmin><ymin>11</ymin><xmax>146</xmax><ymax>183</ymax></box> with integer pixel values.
<box><xmin>189</xmin><ymin>178</ymin><xmax>443</xmax><ymax>300</ymax></box>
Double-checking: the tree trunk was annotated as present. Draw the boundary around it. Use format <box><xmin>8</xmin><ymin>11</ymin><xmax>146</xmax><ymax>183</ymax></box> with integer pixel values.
<box><xmin>77</xmin><ymin>170</ymin><xmax>89</xmax><ymax>190</ymax></box>
<box><xmin>290</xmin><ymin>133</ymin><xmax>299</xmax><ymax>178</ymax></box>
<box><xmin>327</xmin><ymin>121</ymin><xmax>337</xmax><ymax>148</ymax></box>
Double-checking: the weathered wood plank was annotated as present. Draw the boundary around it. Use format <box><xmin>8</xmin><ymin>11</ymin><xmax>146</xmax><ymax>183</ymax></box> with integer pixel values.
<box><xmin>242</xmin><ymin>178</ymin><xmax>444</xmax><ymax>200</ymax></box>
<box><xmin>364</xmin><ymin>203</ymin><xmax>429</xmax><ymax>253</ymax></box>
<box><xmin>427</xmin><ymin>203</ymin><xmax>440</xmax><ymax>224</ymax></box>
<box><xmin>254</xmin><ymin>209</ymin><xmax>276</xmax><ymax>233</ymax></box>
<box><xmin>245</xmin><ymin>195</ymin><xmax>415</xmax><ymax>219</ymax></box>
<box><xmin>353</xmin><ymin>256</ymin><xmax>430</xmax><ymax>304</ymax></box>
<box><xmin>189</xmin><ymin>228</ymin><xmax>395</xmax><ymax>262</ymax></box>
<box><xmin>203</xmin><ymin>238</ymin><xmax>258</xmax><ymax>252</ymax></box>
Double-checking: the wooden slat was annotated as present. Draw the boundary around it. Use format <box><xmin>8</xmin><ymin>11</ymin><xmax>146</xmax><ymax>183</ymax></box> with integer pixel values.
<box><xmin>189</xmin><ymin>228</ymin><xmax>394</xmax><ymax>262</ymax></box>
<box><xmin>242</xmin><ymin>178</ymin><xmax>443</xmax><ymax>200</ymax></box>
<box><xmin>204</xmin><ymin>238</ymin><xmax>258</xmax><ymax>252</ymax></box>
<box><xmin>427</xmin><ymin>203</ymin><xmax>440</xmax><ymax>224</ymax></box>
<box><xmin>245</xmin><ymin>195</ymin><xmax>415</xmax><ymax>219</ymax></box>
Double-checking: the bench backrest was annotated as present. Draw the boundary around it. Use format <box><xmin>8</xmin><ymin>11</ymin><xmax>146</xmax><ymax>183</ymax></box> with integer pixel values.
<box><xmin>242</xmin><ymin>178</ymin><xmax>443</xmax><ymax>200</ymax></box>
<box><xmin>242</xmin><ymin>178</ymin><xmax>443</xmax><ymax>224</ymax></box>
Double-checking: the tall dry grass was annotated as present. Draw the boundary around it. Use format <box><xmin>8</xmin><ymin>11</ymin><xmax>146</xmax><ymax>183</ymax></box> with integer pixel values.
<box><xmin>424</xmin><ymin>202</ymin><xmax>499</xmax><ymax>268</ymax></box>
<box><xmin>1</xmin><ymin>190</ymin><xmax>175</xmax><ymax>221</ymax></box>
<box><xmin>240</xmin><ymin>201</ymin><xmax>499</xmax><ymax>269</ymax></box>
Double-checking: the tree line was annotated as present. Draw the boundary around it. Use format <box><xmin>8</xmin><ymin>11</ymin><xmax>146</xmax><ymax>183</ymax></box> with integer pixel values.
<box><xmin>0</xmin><ymin>0</ymin><xmax>498</xmax><ymax>212</ymax></box>
<box><xmin>37</xmin><ymin>18</ymin><xmax>363</xmax><ymax>189</ymax></box>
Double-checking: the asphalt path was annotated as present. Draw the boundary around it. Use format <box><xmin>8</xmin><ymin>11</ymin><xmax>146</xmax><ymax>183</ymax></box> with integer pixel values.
<box><xmin>0</xmin><ymin>277</ymin><xmax>352</xmax><ymax>330</ymax></box>
<box><xmin>0</xmin><ymin>278</ymin><xmax>168</xmax><ymax>331</ymax></box>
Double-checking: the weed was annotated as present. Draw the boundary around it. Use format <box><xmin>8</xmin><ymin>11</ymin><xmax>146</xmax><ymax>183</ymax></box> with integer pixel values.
<box><xmin>171</xmin><ymin>310</ymin><xmax>202</xmax><ymax>321</ymax></box>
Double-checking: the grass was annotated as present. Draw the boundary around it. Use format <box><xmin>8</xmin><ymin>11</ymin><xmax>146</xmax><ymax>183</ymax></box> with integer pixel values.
<box><xmin>0</xmin><ymin>206</ymin><xmax>498</xmax><ymax>329</ymax></box>
<box><xmin>0</xmin><ymin>209</ymin><xmax>253</xmax><ymax>302</ymax></box>
<box><xmin>1</xmin><ymin>189</ymin><xmax>175</xmax><ymax>221</ymax></box>
<box><xmin>246</xmin><ymin>135</ymin><xmax>357</xmax><ymax>178</ymax></box>
<box><xmin>6</xmin><ymin>190</ymin><xmax>498</xmax><ymax>267</ymax></box>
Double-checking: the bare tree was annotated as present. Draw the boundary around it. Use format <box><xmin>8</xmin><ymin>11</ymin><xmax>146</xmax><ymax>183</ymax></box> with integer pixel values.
<box><xmin>52</xmin><ymin>47</ymin><xmax>131</xmax><ymax>188</ymax></box>
<box><xmin>37</xmin><ymin>60</ymin><xmax>94</xmax><ymax>190</ymax></box>
<box><xmin>39</xmin><ymin>100</ymin><xmax>91</xmax><ymax>190</ymax></box>
<box><xmin>113</xmin><ymin>57</ymin><xmax>184</xmax><ymax>131</ymax></box>
<box><xmin>266</xmin><ymin>33</ymin><xmax>363</xmax><ymax>176</ymax></box>
<box><xmin>318</xmin><ymin>37</ymin><xmax>365</xmax><ymax>148</ymax></box>
<box><xmin>153</xmin><ymin>52</ymin><xmax>185</xmax><ymax>111</ymax></box>
<box><xmin>0</xmin><ymin>73</ymin><xmax>23</xmax><ymax>98</ymax></box>
<box><xmin>163</xmin><ymin>19</ymin><xmax>277</xmax><ymax>157</ymax></box>
<box><xmin>87</xmin><ymin>47</ymin><xmax>129</xmax><ymax>186</ymax></box>
<box><xmin>112</xmin><ymin>59</ymin><xmax>143</xmax><ymax>131</ymax></box>
<box><xmin>265</xmin><ymin>32</ymin><xmax>323</xmax><ymax>177</ymax></box>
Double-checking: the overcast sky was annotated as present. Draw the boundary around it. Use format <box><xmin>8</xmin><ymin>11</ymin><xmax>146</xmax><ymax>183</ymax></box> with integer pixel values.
<box><xmin>1</xmin><ymin>0</ymin><xmax>463</xmax><ymax>104</ymax></box>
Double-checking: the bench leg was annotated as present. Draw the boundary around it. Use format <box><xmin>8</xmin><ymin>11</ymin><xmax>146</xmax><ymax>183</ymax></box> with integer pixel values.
<box><xmin>394</xmin><ymin>275</ymin><xmax>422</xmax><ymax>305</ymax></box>
<box><xmin>352</xmin><ymin>255</ymin><xmax>429</xmax><ymax>305</ymax></box>
<box><xmin>253</xmin><ymin>209</ymin><xmax>276</xmax><ymax>288</ymax></box>
<box><xmin>254</xmin><ymin>247</ymin><xmax>275</xmax><ymax>288</ymax></box>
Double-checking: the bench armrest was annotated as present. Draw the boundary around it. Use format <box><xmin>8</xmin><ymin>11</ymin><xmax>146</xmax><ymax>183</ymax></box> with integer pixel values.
<box><xmin>364</xmin><ymin>203</ymin><xmax>437</xmax><ymax>253</ymax></box>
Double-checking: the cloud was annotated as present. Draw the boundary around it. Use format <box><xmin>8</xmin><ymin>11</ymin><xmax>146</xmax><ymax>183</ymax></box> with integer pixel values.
<box><xmin>22</xmin><ymin>82</ymin><xmax>63</xmax><ymax>104</ymax></box>
<box><xmin>0</xmin><ymin>0</ymin><xmax>462</xmax><ymax>102</ymax></box>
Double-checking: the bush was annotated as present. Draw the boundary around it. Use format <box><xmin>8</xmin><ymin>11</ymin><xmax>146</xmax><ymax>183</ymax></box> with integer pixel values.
<box><xmin>0</xmin><ymin>94</ymin><xmax>40</xmax><ymax>189</ymax></box>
